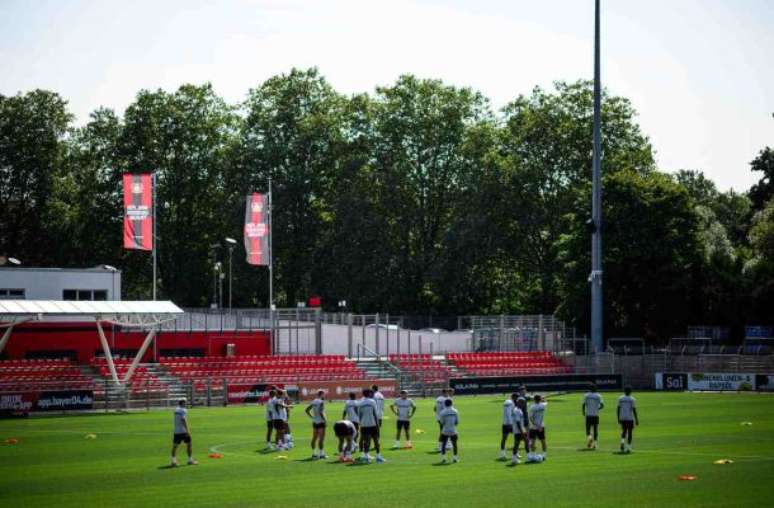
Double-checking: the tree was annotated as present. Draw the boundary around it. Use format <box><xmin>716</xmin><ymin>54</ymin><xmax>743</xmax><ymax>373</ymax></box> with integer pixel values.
<box><xmin>238</xmin><ymin>68</ymin><xmax>347</xmax><ymax>307</ymax></box>
<box><xmin>0</xmin><ymin>90</ymin><xmax>73</xmax><ymax>264</ymax></box>
<box><xmin>557</xmin><ymin>170</ymin><xmax>703</xmax><ymax>342</ymax></box>
<box><xmin>497</xmin><ymin>81</ymin><xmax>656</xmax><ymax>314</ymax></box>
<box><xmin>118</xmin><ymin>84</ymin><xmax>239</xmax><ymax>304</ymax></box>
<box><xmin>749</xmin><ymin>147</ymin><xmax>774</xmax><ymax>210</ymax></box>
<box><xmin>745</xmin><ymin>199</ymin><xmax>774</xmax><ymax>322</ymax></box>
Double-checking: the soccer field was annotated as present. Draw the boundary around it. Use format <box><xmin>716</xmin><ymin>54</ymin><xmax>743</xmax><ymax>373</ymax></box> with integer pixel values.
<box><xmin>2</xmin><ymin>392</ymin><xmax>773</xmax><ymax>507</ymax></box>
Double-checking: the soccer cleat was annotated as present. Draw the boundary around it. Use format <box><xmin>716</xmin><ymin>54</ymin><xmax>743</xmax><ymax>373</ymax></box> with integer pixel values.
<box><xmin>406</xmin><ymin>440</ymin><xmax>413</xmax><ymax>449</ymax></box>
<box><xmin>498</xmin><ymin>450</ymin><xmax>506</xmax><ymax>460</ymax></box>
<box><xmin>440</xmin><ymin>457</ymin><xmax>447</xmax><ymax>464</ymax></box>
<box><xmin>187</xmin><ymin>458</ymin><xmax>198</xmax><ymax>465</ymax></box>
<box><xmin>620</xmin><ymin>443</ymin><xmax>625</xmax><ymax>452</ymax></box>
<box><xmin>452</xmin><ymin>456</ymin><xmax>459</xmax><ymax>463</ymax></box>
<box><xmin>587</xmin><ymin>435</ymin><xmax>594</xmax><ymax>448</ymax></box>
<box><xmin>170</xmin><ymin>460</ymin><xmax>178</xmax><ymax>467</ymax></box>
<box><xmin>376</xmin><ymin>455</ymin><xmax>386</xmax><ymax>463</ymax></box>
<box><xmin>394</xmin><ymin>441</ymin><xmax>401</xmax><ymax>449</ymax></box>
<box><xmin>312</xmin><ymin>454</ymin><xmax>319</xmax><ymax>460</ymax></box>
<box><xmin>319</xmin><ymin>452</ymin><xmax>327</xmax><ymax>459</ymax></box>
<box><xmin>511</xmin><ymin>456</ymin><xmax>520</xmax><ymax>465</ymax></box>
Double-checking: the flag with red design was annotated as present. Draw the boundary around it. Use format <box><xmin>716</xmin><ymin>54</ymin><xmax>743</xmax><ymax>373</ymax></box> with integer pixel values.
<box><xmin>244</xmin><ymin>193</ymin><xmax>270</xmax><ymax>265</ymax></box>
<box><xmin>123</xmin><ymin>173</ymin><xmax>153</xmax><ymax>250</ymax></box>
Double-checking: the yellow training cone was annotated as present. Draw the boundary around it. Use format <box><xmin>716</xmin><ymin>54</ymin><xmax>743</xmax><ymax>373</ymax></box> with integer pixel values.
<box><xmin>85</xmin><ymin>434</ymin><xmax>97</xmax><ymax>439</ymax></box>
<box><xmin>275</xmin><ymin>455</ymin><xmax>288</xmax><ymax>460</ymax></box>
<box><xmin>713</xmin><ymin>459</ymin><xmax>733</xmax><ymax>465</ymax></box>
<box><xmin>415</xmin><ymin>429</ymin><xmax>425</xmax><ymax>434</ymax></box>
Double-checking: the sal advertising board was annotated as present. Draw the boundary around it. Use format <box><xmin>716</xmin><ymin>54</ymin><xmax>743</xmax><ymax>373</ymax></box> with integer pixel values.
<box><xmin>686</xmin><ymin>372</ymin><xmax>755</xmax><ymax>391</ymax></box>
<box><xmin>450</xmin><ymin>374</ymin><xmax>621</xmax><ymax>395</ymax></box>
<box><xmin>654</xmin><ymin>373</ymin><xmax>688</xmax><ymax>391</ymax></box>
<box><xmin>296</xmin><ymin>379</ymin><xmax>397</xmax><ymax>401</ymax></box>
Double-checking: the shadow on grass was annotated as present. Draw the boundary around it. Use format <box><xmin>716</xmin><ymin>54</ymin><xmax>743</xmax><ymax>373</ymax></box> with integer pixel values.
<box><xmin>157</xmin><ymin>465</ymin><xmax>177</xmax><ymax>470</ymax></box>
<box><xmin>432</xmin><ymin>461</ymin><xmax>453</xmax><ymax>466</ymax></box>
<box><xmin>577</xmin><ymin>448</ymin><xmax>597</xmax><ymax>452</ymax></box>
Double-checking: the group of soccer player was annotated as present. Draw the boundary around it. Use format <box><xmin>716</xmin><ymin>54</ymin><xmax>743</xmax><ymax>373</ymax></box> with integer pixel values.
<box><xmin>168</xmin><ymin>384</ymin><xmax>639</xmax><ymax>467</ymax></box>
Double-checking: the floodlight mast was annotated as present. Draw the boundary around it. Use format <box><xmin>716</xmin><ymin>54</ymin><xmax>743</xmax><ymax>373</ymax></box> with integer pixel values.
<box><xmin>590</xmin><ymin>0</ymin><xmax>604</xmax><ymax>353</ymax></box>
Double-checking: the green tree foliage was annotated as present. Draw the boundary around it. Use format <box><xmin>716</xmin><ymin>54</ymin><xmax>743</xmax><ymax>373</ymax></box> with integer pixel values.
<box><xmin>557</xmin><ymin>170</ymin><xmax>703</xmax><ymax>341</ymax></box>
<box><xmin>0</xmin><ymin>90</ymin><xmax>72</xmax><ymax>264</ymax></box>
<box><xmin>1</xmin><ymin>71</ymin><xmax>770</xmax><ymax>341</ymax></box>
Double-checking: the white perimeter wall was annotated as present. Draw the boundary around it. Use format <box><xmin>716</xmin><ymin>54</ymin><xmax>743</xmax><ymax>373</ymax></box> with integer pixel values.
<box><xmin>321</xmin><ymin>323</ymin><xmax>472</xmax><ymax>356</ymax></box>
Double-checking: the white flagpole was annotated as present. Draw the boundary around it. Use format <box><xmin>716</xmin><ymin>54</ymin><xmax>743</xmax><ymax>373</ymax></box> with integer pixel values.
<box><xmin>268</xmin><ymin>177</ymin><xmax>274</xmax><ymax>352</ymax></box>
<box><xmin>152</xmin><ymin>171</ymin><xmax>157</xmax><ymax>301</ymax></box>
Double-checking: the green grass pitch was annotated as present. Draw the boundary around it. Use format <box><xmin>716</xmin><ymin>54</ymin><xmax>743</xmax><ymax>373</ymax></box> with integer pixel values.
<box><xmin>2</xmin><ymin>392</ymin><xmax>774</xmax><ymax>507</ymax></box>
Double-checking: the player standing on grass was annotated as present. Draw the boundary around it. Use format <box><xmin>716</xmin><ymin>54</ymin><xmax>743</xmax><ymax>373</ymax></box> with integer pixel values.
<box><xmin>171</xmin><ymin>399</ymin><xmax>197</xmax><ymax>466</ymax></box>
<box><xmin>510</xmin><ymin>397</ymin><xmax>527</xmax><ymax>465</ymax></box>
<box><xmin>390</xmin><ymin>390</ymin><xmax>416</xmax><ymax>448</ymax></box>
<box><xmin>617</xmin><ymin>386</ymin><xmax>639</xmax><ymax>453</ymax></box>
<box><xmin>265</xmin><ymin>389</ymin><xmax>276</xmax><ymax>449</ymax></box>
<box><xmin>372</xmin><ymin>384</ymin><xmax>385</xmax><ymax>428</ymax></box>
<box><xmin>438</xmin><ymin>398</ymin><xmax>459</xmax><ymax>463</ymax></box>
<box><xmin>281</xmin><ymin>390</ymin><xmax>294</xmax><ymax>448</ymax></box>
<box><xmin>528</xmin><ymin>394</ymin><xmax>548</xmax><ymax>460</ymax></box>
<box><xmin>499</xmin><ymin>393</ymin><xmax>517</xmax><ymax>459</ymax></box>
<box><xmin>435</xmin><ymin>388</ymin><xmax>452</xmax><ymax>451</ymax></box>
<box><xmin>273</xmin><ymin>392</ymin><xmax>288</xmax><ymax>449</ymax></box>
<box><xmin>582</xmin><ymin>384</ymin><xmax>604</xmax><ymax>449</ymax></box>
<box><xmin>305</xmin><ymin>390</ymin><xmax>327</xmax><ymax>459</ymax></box>
<box><xmin>343</xmin><ymin>391</ymin><xmax>360</xmax><ymax>453</ymax></box>
<box><xmin>358</xmin><ymin>388</ymin><xmax>385</xmax><ymax>463</ymax></box>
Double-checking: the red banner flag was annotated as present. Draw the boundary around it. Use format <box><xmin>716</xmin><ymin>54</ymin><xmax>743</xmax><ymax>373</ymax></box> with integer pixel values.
<box><xmin>244</xmin><ymin>193</ymin><xmax>270</xmax><ymax>265</ymax></box>
<box><xmin>123</xmin><ymin>173</ymin><xmax>153</xmax><ymax>251</ymax></box>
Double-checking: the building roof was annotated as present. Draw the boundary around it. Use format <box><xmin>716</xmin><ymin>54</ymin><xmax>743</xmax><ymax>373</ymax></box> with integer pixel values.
<box><xmin>0</xmin><ymin>300</ymin><xmax>182</xmax><ymax>318</ymax></box>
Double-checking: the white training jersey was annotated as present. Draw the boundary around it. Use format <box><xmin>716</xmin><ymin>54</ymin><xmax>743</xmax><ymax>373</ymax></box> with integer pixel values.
<box><xmin>529</xmin><ymin>402</ymin><xmax>547</xmax><ymax>429</ymax></box>
<box><xmin>502</xmin><ymin>399</ymin><xmax>515</xmax><ymax>425</ymax></box>
<box><xmin>373</xmin><ymin>391</ymin><xmax>385</xmax><ymax>418</ymax></box>
<box><xmin>618</xmin><ymin>395</ymin><xmax>636</xmax><ymax>421</ymax></box>
<box><xmin>344</xmin><ymin>399</ymin><xmax>360</xmax><ymax>423</ymax></box>
<box><xmin>358</xmin><ymin>397</ymin><xmax>379</xmax><ymax>427</ymax></box>
<box><xmin>309</xmin><ymin>398</ymin><xmax>325</xmax><ymax>424</ymax></box>
<box><xmin>435</xmin><ymin>395</ymin><xmax>448</xmax><ymax>421</ymax></box>
<box><xmin>439</xmin><ymin>407</ymin><xmax>459</xmax><ymax>435</ymax></box>
<box><xmin>265</xmin><ymin>397</ymin><xmax>275</xmax><ymax>420</ymax></box>
<box><xmin>393</xmin><ymin>398</ymin><xmax>415</xmax><ymax>421</ymax></box>
<box><xmin>274</xmin><ymin>399</ymin><xmax>288</xmax><ymax>421</ymax></box>
<box><xmin>174</xmin><ymin>407</ymin><xmax>188</xmax><ymax>434</ymax></box>
<box><xmin>583</xmin><ymin>392</ymin><xmax>604</xmax><ymax>417</ymax></box>
<box><xmin>511</xmin><ymin>407</ymin><xmax>525</xmax><ymax>434</ymax></box>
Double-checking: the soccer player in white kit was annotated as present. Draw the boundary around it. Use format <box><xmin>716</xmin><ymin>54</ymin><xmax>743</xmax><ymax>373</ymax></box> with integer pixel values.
<box><xmin>435</xmin><ymin>388</ymin><xmax>452</xmax><ymax>451</ymax></box>
<box><xmin>358</xmin><ymin>388</ymin><xmax>385</xmax><ymax>463</ymax></box>
<box><xmin>528</xmin><ymin>394</ymin><xmax>548</xmax><ymax>459</ymax></box>
<box><xmin>305</xmin><ymin>390</ymin><xmax>327</xmax><ymax>459</ymax></box>
<box><xmin>510</xmin><ymin>398</ymin><xmax>527</xmax><ymax>465</ymax></box>
<box><xmin>617</xmin><ymin>386</ymin><xmax>639</xmax><ymax>453</ymax></box>
<box><xmin>582</xmin><ymin>384</ymin><xmax>604</xmax><ymax>449</ymax></box>
<box><xmin>499</xmin><ymin>393</ymin><xmax>518</xmax><ymax>459</ymax></box>
<box><xmin>342</xmin><ymin>391</ymin><xmax>360</xmax><ymax>453</ymax></box>
<box><xmin>390</xmin><ymin>390</ymin><xmax>416</xmax><ymax>448</ymax></box>
<box><xmin>372</xmin><ymin>384</ymin><xmax>385</xmax><ymax>428</ymax></box>
<box><xmin>438</xmin><ymin>398</ymin><xmax>459</xmax><ymax>463</ymax></box>
<box><xmin>265</xmin><ymin>389</ymin><xmax>276</xmax><ymax>450</ymax></box>
<box><xmin>171</xmin><ymin>399</ymin><xmax>197</xmax><ymax>466</ymax></box>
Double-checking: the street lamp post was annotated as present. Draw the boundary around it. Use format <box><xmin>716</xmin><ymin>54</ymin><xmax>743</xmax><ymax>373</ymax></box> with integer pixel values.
<box><xmin>225</xmin><ymin>237</ymin><xmax>237</xmax><ymax>312</ymax></box>
<box><xmin>590</xmin><ymin>0</ymin><xmax>604</xmax><ymax>353</ymax></box>
<box><xmin>210</xmin><ymin>243</ymin><xmax>222</xmax><ymax>308</ymax></box>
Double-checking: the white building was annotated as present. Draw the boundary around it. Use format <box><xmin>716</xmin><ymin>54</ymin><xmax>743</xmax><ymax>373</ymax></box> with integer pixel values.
<box><xmin>0</xmin><ymin>266</ymin><xmax>121</xmax><ymax>301</ymax></box>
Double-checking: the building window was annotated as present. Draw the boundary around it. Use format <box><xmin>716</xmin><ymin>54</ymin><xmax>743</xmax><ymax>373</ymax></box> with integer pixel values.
<box><xmin>0</xmin><ymin>289</ymin><xmax>25</xmax><ymax>300</ymax></box>
<box><xmin>62</xmin><ymin>289</ymin><xmax>109</xmax><ymax>301</ymax></box>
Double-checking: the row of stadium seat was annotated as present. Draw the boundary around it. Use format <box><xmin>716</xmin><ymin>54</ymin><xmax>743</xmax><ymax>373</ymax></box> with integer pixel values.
<box><xmin>447</xmin><ymin>351</ymin><xmax>569</xmax><ymax>377</ymax></box>
<box><xmin>0</xmin><ymin>358</ymin><xmax>95</xmax><ymax>391</ymax></box>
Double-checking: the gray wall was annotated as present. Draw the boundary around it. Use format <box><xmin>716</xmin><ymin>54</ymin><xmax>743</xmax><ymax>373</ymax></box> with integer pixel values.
<box><xmin>0</xmin><ymin>267</ymin><xmax>121</xmax><ymax>300</ymax></box>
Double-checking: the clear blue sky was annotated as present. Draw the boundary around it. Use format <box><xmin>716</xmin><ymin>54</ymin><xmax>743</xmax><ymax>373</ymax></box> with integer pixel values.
<box><xmin>1</xmin><ymin>0</ymin><xmax>772</xmax><ymax>191</ymax></box>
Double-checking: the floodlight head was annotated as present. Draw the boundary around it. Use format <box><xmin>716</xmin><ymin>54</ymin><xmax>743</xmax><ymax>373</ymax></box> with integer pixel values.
<box><xmin>8</xmin><ymin>257</ymin><xmax>21</xmax><ymax>265</ymax></box>
<box><xmin>102</xmin><ymin>264</ymin><xmax>118</xmax><ymax>271</ymax></box>
<box><xmin>224</xmin><ymin>237</ymin><xmax>237</xmax><ymax>245</ymax></box>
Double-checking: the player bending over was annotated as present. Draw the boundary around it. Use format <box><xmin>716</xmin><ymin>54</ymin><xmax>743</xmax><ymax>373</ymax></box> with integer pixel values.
<box><xmin>305</xmin><ymin>390</ymin><xmax>327</xmax><ymax>459</ymax></box>
<box><xmin>499</xmin><ymin>392</ymin><xmax>518</xmax><ymax>459</ymax></box>
<box><xmin>435</xmin><ymin>388</ymin><xmax>452</xmax><ymax>452</ymax></box>
<box><xmin>390</xmin><ymin>390</ymin><xmax>416</xmax><ymax>448</ymax></box>
<box><xmin>342</xmin><ymin>391</ymin><xmax>360</xmax><ymax>453</ymax></box>
<box><xmin>528</xmin><ymin>394</ymin><xmax>548</xmax><ymax>460</ymax></box>
<box><xmin>333</xmin><ymin>419</ymin><xmax>358</xmax><ymax>462</ymax></box>
<box><xmin>438</xmin><ymin>398</ymin><xmax>459</xmax><ymax>463</ymax></box>
<box><xmin>510</xmin><ymin>397</ymin><xmax>527</xmax><ymax>465</ymax></box>
<box><xmin>358</xmin><ymin>388</ymin><xmax>385</xmax><ymax>463</ymax></box>
<box><xmin>617</xmin><ymin>386</ymin><xmax>639</xmax><ymax>453</ymax></box>
<box><xmin>582</xmin><ymin>384</ymin><xmax>604</xmax><ymax>449</ymax></box>
<box><xmin>171</xmin><ymin>399</ymin><xmax>197</xmax><ymax>466</ymax></box>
